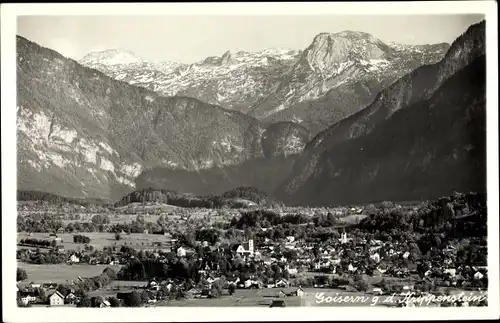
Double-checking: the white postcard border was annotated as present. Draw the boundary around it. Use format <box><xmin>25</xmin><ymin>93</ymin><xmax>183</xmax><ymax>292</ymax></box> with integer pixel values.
<box><xmin>2</xmin><ymin>1</ymin><xmax>498</xmax><ymax>322</ymax></box>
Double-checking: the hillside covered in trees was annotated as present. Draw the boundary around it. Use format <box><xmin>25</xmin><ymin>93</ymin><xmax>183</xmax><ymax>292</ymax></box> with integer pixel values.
<box><xmin>114</xmin><ymin>186</ymin><xmax>281</xmax><ymax>209</ymax></box>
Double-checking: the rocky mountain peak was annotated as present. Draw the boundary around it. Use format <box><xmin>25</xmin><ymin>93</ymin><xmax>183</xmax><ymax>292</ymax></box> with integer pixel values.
<box><xmin>275</xmin><ymin>20</ymin><xmax>486</xmax><ymax>205</ymax></box>
<box><xmin>299</xmin><ymin>30</ymin><xmax>390</xmax><ymax>74</ymax></box>
<box><xmin>80</xmin><ymin>49</ymin><xmax>144</xmax><ymax>66</ymax></box>
<box><xmin>220</xmin><ymin>50</ymin><xmax>237</xmax><ymax>65</ymax></box>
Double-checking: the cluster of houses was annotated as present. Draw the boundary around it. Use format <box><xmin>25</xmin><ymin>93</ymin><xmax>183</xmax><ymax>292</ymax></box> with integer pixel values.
<box><xmin>240</xmin><ymin>232</ymin><xmax>487</xmax><ymax>284</ymax></box>
<box><xmin>16</xmin><ymin>214</ymin><xmax>488</xmax><ymax>308</ymax></box>
<box><xmin>181</xmin><ymin>231</ymin><xmax>488</xmax><ymax>297</ymax></box>
<box><xmin>17</xmin><ymin>282</ymin><xmax>77</xmax><ymax>307</ymax></box>
<box><xmin>276</xmin><ymin>206</ymin><xmax>362</xmax><ymax>217</ymax></box>
<box><xmin>16</xmin><ymin>233</ymin><xmax>489</xmax><ymax>308</ymax></box>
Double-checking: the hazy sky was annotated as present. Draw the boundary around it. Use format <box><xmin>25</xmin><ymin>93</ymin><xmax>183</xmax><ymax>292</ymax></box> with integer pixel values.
<box><xmin>17</xmin><ymin>14</ymin><xmax>485</xmax><ymax>64</ymax></box>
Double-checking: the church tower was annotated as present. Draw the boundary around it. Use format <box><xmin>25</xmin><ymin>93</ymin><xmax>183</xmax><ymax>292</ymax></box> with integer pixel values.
<box><xmin>248</xmin><ymin>239</ymin><xmax>254</xmax><ymax>254</ymax></box>
<box><xmin>341</xmin><ymin>232</ymin><xmax>348</xmax><ymax>244</ymax></box>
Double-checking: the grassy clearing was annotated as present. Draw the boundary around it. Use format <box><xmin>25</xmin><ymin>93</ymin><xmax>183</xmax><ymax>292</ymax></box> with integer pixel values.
<box><xmin>157</xmin><ymin>288</ymin><xmax>390</xmax><ymax>307</ymax></box>
<box><xmin>17</xmin><ymin>261</ymin><xmax>122</xmax><ymax>283</ymax></box>
<box><xmin>158</xmin><ymin>289</ymin><xmax>302</xmax><ymax>307</ymax></box>
<box><xmin>339</xmin><ymin>214</ymin><xmax>369</xmax><ymax>224</ymax></box>
<box><xmin>17</xmin><ymin>232</ymin><xmax>174</xmax><ymax>251</ymax></box>
<box><xmin>58</xmin><ymin>209</ymin><xmax>221</xmax><ymax>225</ymax></box>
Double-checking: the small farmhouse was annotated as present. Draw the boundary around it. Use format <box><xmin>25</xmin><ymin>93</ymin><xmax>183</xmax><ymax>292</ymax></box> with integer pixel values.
<box><xmin>49</xmin><ymin>291</ymin><xmax>65</xmax><ymax>306</ymax></box>
<box><xmin>69</xmin><ymin>254</ymin><xmax>80</xmax><ymax>263</ymax></box>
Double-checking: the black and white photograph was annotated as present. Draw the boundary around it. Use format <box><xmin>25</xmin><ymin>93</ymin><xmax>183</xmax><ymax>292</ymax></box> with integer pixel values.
<box><xmin>1</xmin><ymin>2</ymin><xmax>499</xmax><ymax>322</ymax></box>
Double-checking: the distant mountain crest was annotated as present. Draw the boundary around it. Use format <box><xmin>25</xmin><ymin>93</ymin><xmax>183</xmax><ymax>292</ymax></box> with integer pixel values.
<box><xmin>80</xmin><ymin>49</ymin><xmax>144</xmax><ymax>66</ymax></box>
<box><xmin>220</xmin><ymin>50</ymin><xmax>237</xmax><ymax>65</ymax></box>
<box><xmin>80</xmin><ymin>46</ymin><xmax>301</xmax><ymax>111</ymax></box>
<box><xmin>249</xmin><ymin>31</ymin><xmax>449</xmax><ymax>132</ymax></box>
<box><xmin>79</xmin><ymin>30</ymin><xmax>448</xmax><ymax>133</ymax></box>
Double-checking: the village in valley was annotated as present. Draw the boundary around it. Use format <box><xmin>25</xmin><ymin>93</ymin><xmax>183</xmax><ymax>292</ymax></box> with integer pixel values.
<box><xmin>16</xmin><ymin>188</ymin><xmax>488</xmax><ymax>308</ymax></box>
<box><xmin>10</xmin><ymin>8</ymin><xmax>492</xmax><ymax>314</ymax></box>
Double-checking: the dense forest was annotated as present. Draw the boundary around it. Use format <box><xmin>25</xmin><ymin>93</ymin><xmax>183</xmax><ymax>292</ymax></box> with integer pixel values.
<box><xmin>114</xmin><ymin>186</ymin><xmax>278</xmax><ymax>209</ymax></box>
<box><xmin>114</xmin><ymin>187</ymin><xmax>225</xmax><ymax>208</ymax></box>
<box><xmin>221</xmin><ymin>186</ymin><xmax>279</xmax><ymax>206</ymax></box>
<box><xmin>17</xmin><ymin>187</ymin><xmax>284</xmax><ymax>211</ymax></box>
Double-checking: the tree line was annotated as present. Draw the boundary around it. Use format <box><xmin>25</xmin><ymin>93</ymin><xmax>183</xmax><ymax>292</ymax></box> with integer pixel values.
<box><xmin>73</xmin><ymin>235</ymin><xmax>91</xmax><ymax>244</ymax></box>
<box><xmin>114</xmin><ymin>186</ymin><xmax>279</xmax><ymax>209</ymax></box>
<box><xmin>17</xmin><ymin>190</ymin><xmax>107</xmax><ymax>206</ymax></box>
<box><xmin>19</xmin><ymin>238</ymin><xmax>54</xmax><ymax>248</ymax></box>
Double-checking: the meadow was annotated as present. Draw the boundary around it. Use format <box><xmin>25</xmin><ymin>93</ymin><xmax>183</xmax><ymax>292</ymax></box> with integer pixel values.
<box><xmin>17</xmin><ymin>261</ymin><xmax>123</xmax><ymax>283</ymax></box>
<box><xmin>17</xmin><ymin>232</ymin><xmax>174</xmax><ymax>251</ymax></box>
<box><xmin>158</xmin><ymin>289</ymin><xmax>304</xmax><ymax>307</ymax></box>
<box><xmin>156</xmin><ymin>288</ymin><xmax>408</xmax><ymax>307</ymax></box>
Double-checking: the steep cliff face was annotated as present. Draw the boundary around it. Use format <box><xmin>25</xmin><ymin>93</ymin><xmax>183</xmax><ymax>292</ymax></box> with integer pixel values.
<box><xmin>285</xmin><ymin>55</ymin><xmax>486</xmax><ymax>206</ymax></box>
<box><xmin>135</xmin><ymin>156</ymin><xmax>297</xmax><ymax>197</ymax></box>
<box><xmin>276</xmin><ymin>20</ymin><xmax>486</xmax><ymax>205</ymax></box>
<box><xmin>136</xmin><ymin>121</ymin><xmax>310</xmax><ymax>196</ymax></box>
<box><xmin>17</xmin><ymin>36</ymin><xmax>265</xmax><ymax>200</ymax></box>
<box><xmin>261</xmin><ymin>122</ymin><xmax>311</xmax><ymax>159</ymax></box>
<box><xmin>250</xmin><ymin>31</ymin><xmax>449</xmax><ymax>134</ymax></box>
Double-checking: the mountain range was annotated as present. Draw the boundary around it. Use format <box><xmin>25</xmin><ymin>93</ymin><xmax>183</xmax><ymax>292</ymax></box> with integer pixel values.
<box><xmin>16</xmin><ymin>20</ymin><xmax>487</xmax><ymax>205</ymax></box>
<box><xmin>17</xmin><ymin>37</ymin><xmax>263</xmax><ymax>200</ymax></box>
<box><xmin>80</xmin><ymin>48</ymin><xmax>301</xmax><ymax>117</ymax></box>
<box><xmin>275</xmin><ymin>20</ymin><xmax>486</xmax><ymax>206</ymax></box>
<box><xmin>80</xmin><ymin>32</ymin><xmax>449</xmax><ymax>136</ymax></box>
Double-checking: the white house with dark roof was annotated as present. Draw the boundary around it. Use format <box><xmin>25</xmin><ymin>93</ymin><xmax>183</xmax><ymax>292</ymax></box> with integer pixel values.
<box><xmin>49</xmin><ymin>291</ymin><xmax>64</xmax><ymax>306</ymax></box>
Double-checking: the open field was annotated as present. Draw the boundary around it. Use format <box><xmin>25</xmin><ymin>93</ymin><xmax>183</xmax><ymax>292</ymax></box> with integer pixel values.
<box><xmin>57</xmin><ymin>209</ymin><xmax>228</xmax><ymax>226</ymax></box>
<box><xmin>155</xmin><ymin>288</ymin><xmax>398</xmax><ymax>307</ymax></box>
<box><xmin>17</xmin><ymin>232</ymin><xmax>174</xmax><ymax>251</ymax></box>
<box><xmin>160</xmin><ymin>286</ymin><xmax>486</xmax><ymax>307</ymax></box>
<box><xmin>61</xmin><ymin>213</ymin><xmax>168</xmax><ymax>225</ymax></box>
<box><xmin>339</xmin><ymin>214</ymin><xmax>369</xmax><ymax>224</ymax></box>
<box><xmin>157</xmin><ymin>289</ymin><xmax>303</xmax><ymax>307</ymax></box>
<box><xmin>17</xmin><ymin>262</ymin><xmax>123</xmax><ymax>283</ymax></box>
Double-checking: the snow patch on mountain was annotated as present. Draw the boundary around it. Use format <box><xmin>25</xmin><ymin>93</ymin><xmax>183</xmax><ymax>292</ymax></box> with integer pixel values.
<box><xmin>116</xmin><ymin>175</ymin><xmax>134</xmax><ymax>187</ymax></box>
<box><xmin>80</xmin><ymin>47</ymin><xmax>301</xmax><ymax>111</ymax></box>
<box><xmin>99</xmin><ymin>157</ymin><xmax>115</xmax><ymax>173</ymax></box>
<box><xmin>120</xmin><ymin>162</ymin><xmax>143</xmax><ymax>178</ymax></box>
<box><xmin>48</xmin><ymin>152</ymin><xmax>71</xmax><ymax>168</ymax></box>
<box><xmin>99</xmin><ymin>142</ymin><xmax>115</xmax><ymax>155</ymax></box>
<box><xmin>81</xmin><ymin>49</ymin><xmax>144</xmax><ymax>66</ymax></box>
<box><xmin>28</xmin><ymin>159</ymin><xmax>42</xmax><ymax>172</ymax></box>
<box><xmin>51</xmin><ymin>128</ymin><xmax>78</xmax><ymax>144</ymax></box>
